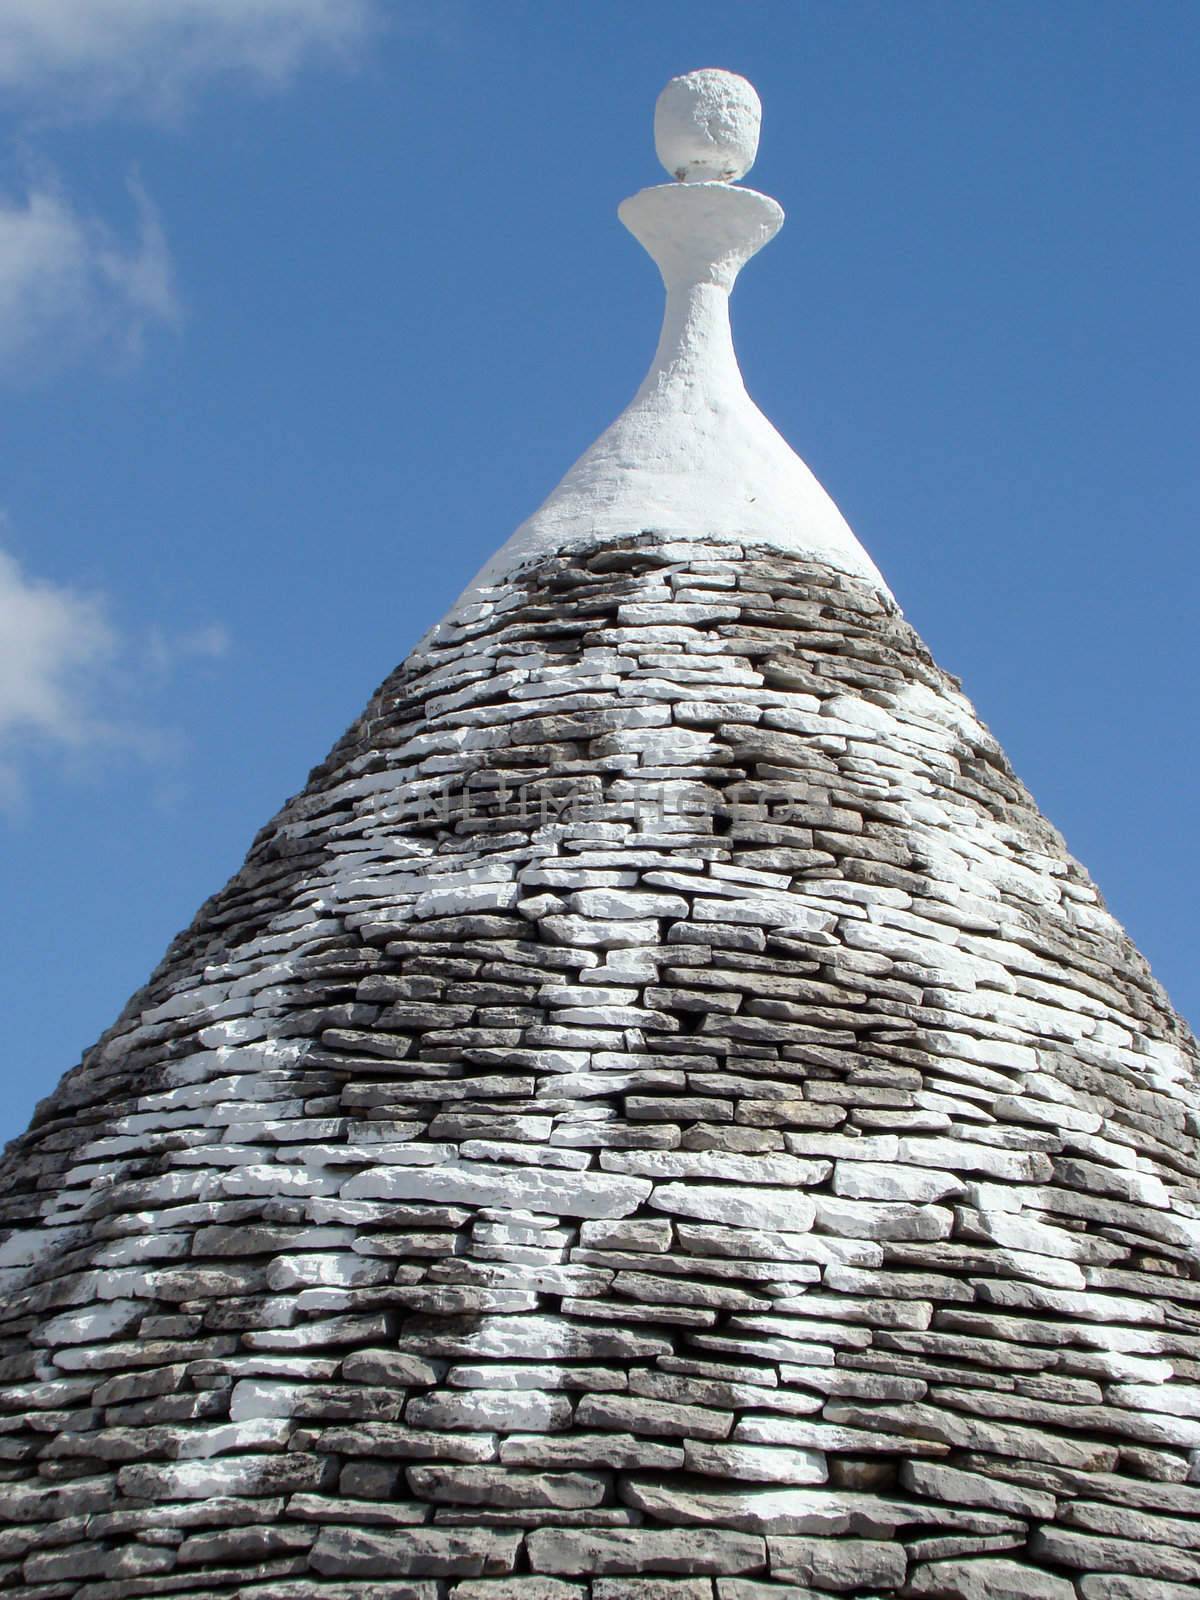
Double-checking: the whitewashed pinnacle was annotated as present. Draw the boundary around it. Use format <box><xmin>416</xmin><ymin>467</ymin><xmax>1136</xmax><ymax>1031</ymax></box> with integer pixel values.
<box><xmin>458</xmin><ymin>69</ymin><xmax>892</xmax><ymax>608</ymax></box>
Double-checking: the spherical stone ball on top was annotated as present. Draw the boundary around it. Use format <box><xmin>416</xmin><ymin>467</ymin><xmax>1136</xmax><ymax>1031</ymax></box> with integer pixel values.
<box><xmin>654</xmin><ymin>68</ymin><xmax>762</xmax><ymax>184</ymax></box>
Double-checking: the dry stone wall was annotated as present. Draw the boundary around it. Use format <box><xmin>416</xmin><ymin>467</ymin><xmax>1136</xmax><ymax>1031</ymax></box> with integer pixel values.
<box><xmin>2</xmin><ymin>534</ymin><xmax>1199</xmax><ymax>1600</ymax></box>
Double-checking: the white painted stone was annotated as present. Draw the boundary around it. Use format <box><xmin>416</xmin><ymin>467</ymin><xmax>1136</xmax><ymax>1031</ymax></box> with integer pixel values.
<box><xmin>408</xmin><ymin>1387</ymin><xmax>568</xmax><ymax>1433</ymax></box>
<box><xmin>116</xmin><ymin>1458</ymin><xmax>297</xmax><ymax>1499</ymax></box>
<box><xmin>1109</xmin><ymin>1383</ymin><xmax>1200</xmax><ymax>1419</ymax></box>
<box><xmin>541</xmin><ymin>984</ymin><xmax>639</xmax><ymax>1008</ymax></box>
<box><xmin>957</xmin><ymin>1207</ymin><xmax>1093</xmax><ymax>1262</ymax></box>
<box><xmin>265</xmin><ymin>1252</ymin><xmax>387</xmax><ymax>1292</ymax></box>
<box><xmin>175</xmin><ymin>1418</ymin><xmax>291</xmax><ymax>1456</ymax></box>
<box><xmin>655</xmin><ymin>68</ymin><xmax>761</xmax><ymax>184</ymax></box>
<box><xmin>676</xmin><ymin>1223</ymin><xmax>878</xmax><ymax>1267</ymax></box>
<box><xmin>451</xmin><ymin>75</ymin><xmax>889</xmax><ymax>620</ymax></box>
<box><xmin>414</xmin><ymin>882</ymin><xmax>519</xmax><ymax>918</ymax></box>
<box><xmin>229</xmin><ymin>1380</ymin><xmax>300</xmax><ymax>1421</ymax></box>
<box><xmin>568</xmin><ymin>889</ymin><xmax>689</xmax><ymax>920</ymax></box>
<box><xmin>340</xmin><ymin>1161</ymin><xmax>651</xmax><ymax>1220</ymax></box>
<box><xmin>602</xmin><ymin>1152</ymin><xmax>830</xmax><ymax>1187</ymax></box>
<box><xmin>92</xmin><ymin>1235</ymin><xmax>190</xmax><ymax>1267</ymax></box>
<box><xmin>962</xmin><ymin>1181</ymin><xmax>1026</xmax><ymax>1214</ymax></box>
<box><xmin>684</xmin><ymin>1441</ymin><xmax>827</xmax><ymax>1485</ymax></box>
<box><xmin>693</xmin><ymin>897</ymin><xmax>834</xmax><ymax>931</ymax></box>
<box><xmin>219</xmin><ymin>1164</ymin><xmax>339</xmax><ymax>1199</ymax></box>
<box><xmin>785</xmin><ymin>1134</ymin><xmax>900</xmax><ymax>1163</ymax></box>
<box><xmin>991</xmin><ymin>1247</ymin><xmax>1087</xmax><ymax>1291</ymax></box>
<box><xmin>896</xmin><ymin>1137</ymin><xmax>1052</xmax><ymax>1184</ymax></box>
<box><xmin>813</xmin><ymin>1197</ymin><xmax>953</xmax><ymax>1242</ymax></box>
<box><xmin>831</xmin><ymin>1161</ymin><xmax>964</xmax><ymax>1204</ymax></box>
<box><xmin>542</xmin><ymin>915</ymin><xmax>662</xmax><ymax>948</ymax></box>
<box><xmin>649</xmin><ymin>1183</ymin><xmax>816</xmax><ymax>1233</ymax></box>
<box><xmin>198</xmin><ymin>1018</ymin><xmax>270</xmax><ymax>1048</ymax></box>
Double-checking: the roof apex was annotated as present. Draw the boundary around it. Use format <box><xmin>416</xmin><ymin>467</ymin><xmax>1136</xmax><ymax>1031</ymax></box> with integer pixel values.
<box><xmin>457</xmin><ymin>70</ymin><xmax>892</xmax><ymax>613</ymax></box>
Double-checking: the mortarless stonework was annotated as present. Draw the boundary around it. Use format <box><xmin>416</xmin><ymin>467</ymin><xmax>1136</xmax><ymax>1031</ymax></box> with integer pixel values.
<box><xmin>1</xmin><ymin>533</ymin><xmax>1199</xmax><ymax>1599</ymax></box>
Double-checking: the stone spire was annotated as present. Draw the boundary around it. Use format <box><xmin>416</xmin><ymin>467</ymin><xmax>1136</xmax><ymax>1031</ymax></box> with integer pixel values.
<box><xmin>466</xmin><ymin>69</ymin><xmax>889</xmax><ymax>605</ymax></box>
<box><xmin>2</xmin><ymin>68</ymin><xmax>1200</xmax><ymax>1600</ymax></box>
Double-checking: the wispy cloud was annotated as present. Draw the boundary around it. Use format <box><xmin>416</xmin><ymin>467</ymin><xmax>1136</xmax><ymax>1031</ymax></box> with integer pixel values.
<box><xmin>0</xmin><ymin>178</ymin><xmax>177</xmax><ymax>379</ymax></box>
<box><xmin>0</xmin><ymin>534</ymin><xmax>227</xmax><ymax>811</ymax></box>
<box><xmin>146</xmin><ymin>622</ymin><xmax>231</xmax><ymax>679</ymax></box>
<box><xmin>0</xmin><ymin>2</ymin><xmax>389</xmax><ymax>374</ymax></box>
<box><xmin>0</xmin><ymin>0</ymin><xmax>379</xmax><ymax>118</ymax></box>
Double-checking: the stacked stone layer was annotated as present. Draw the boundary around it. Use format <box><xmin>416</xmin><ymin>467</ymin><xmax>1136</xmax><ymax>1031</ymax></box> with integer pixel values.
<box><xmin>1</xmin><ymin>535</ymin><xmax>1199</xmax><ymax>1600</ymax></box>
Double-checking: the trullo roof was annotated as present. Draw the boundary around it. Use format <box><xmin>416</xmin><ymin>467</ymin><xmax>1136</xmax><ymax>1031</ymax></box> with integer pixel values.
<box><xmin>2</xmin><ymin>67</ymin><xmax>1199</xmax><ymax>1600</ymax></box>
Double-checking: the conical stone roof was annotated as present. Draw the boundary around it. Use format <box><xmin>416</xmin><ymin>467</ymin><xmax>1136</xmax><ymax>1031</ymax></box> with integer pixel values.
<box><xmin>3</xmin><ymin>69</ymin><xmax>1200</xmax><ymax>1600</ymax></box>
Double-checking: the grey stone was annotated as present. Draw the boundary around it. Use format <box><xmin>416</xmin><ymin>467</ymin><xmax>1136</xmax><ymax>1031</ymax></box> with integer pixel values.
<box><xmin>1062</xmin><ymin>1498</ymin><xmax>1200</xmax><ymax>1550</ymax></box>
<box><xmin>1031</xmin><ymin>1526</ymin><xmax>1200</xmax><ymax>1582</ymax></box>
<box><xmin>576</xmin><ymin>1393</ymin><xmax>733</xmax><ymax>1440</ymax></box>
<box><xmin>289</xmin><ymin>1493</ymin><xmax>427</xmax><ymax>1528</ymax></box>
<box><xmin>900</xmin><ymin>1460</ymin><xmax>1056</xmax><ymax>1520</ymax></box>
<box><xmin>342</xmin><ymin>1348</ymin><xmax>441</xmax><ymax>1386</ymax></box>
<box><xmin>907</xmin><ymin>1558</ymin><xmax>1076</xmax><ymax>1599</ymax></box>
<box><xmin>408</xmin><ymin>1465</ymin><xmax>606</xmax><ymax>1508</ymax></box>
<box><xmin>1</xmin><ymin>1476</ymin><xmax>112</xmax><ymax>1522</ymax></box>
<box><xmin>500</xmin><ymin>1433</ymin><xmax>685</xmax><ymax>1471</ymax></box>
<box><xmin>593</xmin><ymin>1583</ymin><xmax>715</xmax><ymax>1599</ymax></box>
<box><xmin>86</xmin><ymin>1495</ymin><xmax>287</xmax><ymax>1537</ymax></box>
<box><xmin>251</xmin><ymin>1585</ymin><xmax>435</xmax><ymax>1600</ymax></box>
<box><xmin>526</xmin><ymin>1527</ymin><xmax>766</xmax><ymax>1575</ymax></box>
<box><xmin>318</xmin><ymin>1424</ymin><xmax>499</xmax><ymax>1461</ymax></box>
<box><xmin>765</xmin><ymin>1537</ymin><xmax>906</xmax><ymax>1590</ymax></box>
<box><xmin>338</xmin><ymin>1461</ymin><xmax>402</xmax><ymax>1498</ymax></box>
<box><xmin>618</xmin><ymin>1482</ymin><xmax>855</xmax><ymax>1535</ymax></box>
<box><xmin>1078</xmin><ymin>1580</ymin><xmax>1199</xmax><ymax>1600</ymax></box>
<box><xmin>406</xmin><ymin>1389</ymin><xmax>573</xmax><ymax>1433</ymax></box>
<box><xmin>716</xmin><ymin>1584</ymin><xmax>819</xmax><ymax>1600</ymax></box>
<box><xmin>451</xmin><ymin>1584</ymin><xmax>584</xmax><ymax>1600</ymax></box>
<box><xmin>309</xmin><ymin>1526</ymin><xmax>522</xmax><ymax>1577</ymax></box>
<box><xmin>176</xmin><ymin>1524</ymin><xmax>315</xmax><ymax>1564</ymax></box>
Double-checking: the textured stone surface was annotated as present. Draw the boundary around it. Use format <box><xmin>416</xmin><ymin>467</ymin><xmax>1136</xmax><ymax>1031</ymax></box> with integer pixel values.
<box><xmin>1</xmin><ymin>536</ymin><xmax>1199</xmax><ymax>1600</ymax></box>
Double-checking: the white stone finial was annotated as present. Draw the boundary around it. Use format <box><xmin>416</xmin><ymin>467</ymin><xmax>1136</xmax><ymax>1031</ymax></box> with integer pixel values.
<box><xmin>654</xmin><ymin>68</ymin><xmax>761</xmax><ymax>184</ymax></box>
<box><xmin>454</xmin><ymin>70</ymin><xmax>891</xmax><ymax>610</ymax></box>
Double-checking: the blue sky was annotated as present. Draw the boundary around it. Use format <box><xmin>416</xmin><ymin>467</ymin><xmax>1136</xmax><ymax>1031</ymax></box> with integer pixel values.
<box><xmin>0</xmin><ymin>1</ymin><xmax>1196</xmax><ymax>1147</ymax></box>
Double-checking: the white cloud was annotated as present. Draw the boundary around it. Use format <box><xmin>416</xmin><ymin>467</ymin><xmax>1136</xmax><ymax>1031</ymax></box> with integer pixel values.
<box><xmin>0</xmin><ymin>0</ymin><xmax>379</xmax><ymax>116</ymax></box>
<box><xmin>0</xmin><ymin>537</ymin><xmax>227</xmax><ymax>809</ymax></box>
<box><xmin>0</xmin><ymin>544</ymin><xmax>115</xmax><ymax>755</ymax></box>
<box><xmin>0</xmin><ymin>179</ymin><xmax>177</xmax><ymax>378</ymax></box>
